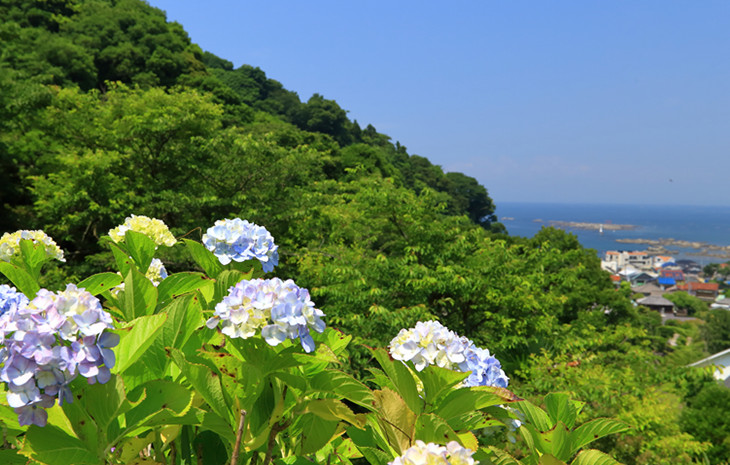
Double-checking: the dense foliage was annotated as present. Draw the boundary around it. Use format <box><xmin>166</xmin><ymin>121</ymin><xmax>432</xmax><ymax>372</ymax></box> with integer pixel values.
<box><xmin>1</xmin><ymin>1</ymin><xmax>728</xmax><ymax>463</ymax></box>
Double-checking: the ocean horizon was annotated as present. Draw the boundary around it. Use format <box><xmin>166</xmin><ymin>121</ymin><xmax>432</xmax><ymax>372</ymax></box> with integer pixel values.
<box><xmin>497</xmin><ymin>202</ymin><xmax>730</xmax><ymax>265</ymax></box>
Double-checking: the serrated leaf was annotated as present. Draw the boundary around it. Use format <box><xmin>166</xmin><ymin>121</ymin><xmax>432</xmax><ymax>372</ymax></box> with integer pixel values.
<box><xmin>77</xmin><ymin>273</ymin><xmax>123</xmax><ymax>296</ymax></box>
<box><xmin>160</xmin><ymin>294</ymin><xmax>204</xmax><ymax>351</ymax></box>
<box><xmin>371</xmin><ymin>348</ymin><xmax>422</xmax><ymax>414</ymax></box>
<box><xmin>571</xmin><ymin>449</ymin><xmax>622</xmax><ymax>465</ymax></box>
<box><xmin>414</xmin><ymin>413</ymin><xmax>461</xmax><ymax>445</ymax></box>
<box><xmin>18</xmin><ymin>239</ymin><xmax>48</xmax><ymax>280</ymax></box>
<box><xmin>415</xmin><ymin>365</ymin><xmax>468</xmax><ymax>407</ymax></box>
<box><xmin>482</xmin><ymin>446</ymin><xmax>524</xmax><ymax>465</ymax></box>
<box><xmin>517</xmin><ymin>400</ymin><xmax>554</xmax><ymax>432</ymax></box>
<box><xmin>21</xmin><ymin>425</ymin><xmax>99</xmax><ymax>465</ymax></box>
<box><xmin>170</xmin><ymin>348</ymin><xmax>232</xmax><ymax>428</ymax></box>
<box><xmin>570</xmin><ymin>418</ymin><xmax>630</xmax><ymax>455</ymax></box>
<box><xmin>0</xmin><ymin>262</ymin><xmax>39</xmax><ymax>298</ymax></box>
<box><xmin>435</xmin><ymin>386</ymin><xmax>520</xmax><ymax>421</ymax></box>
<box><xmin>124</xmin><ymin>230</ymin><xmax>156</xmax><ymax>272</ymax></box>
<box><xmin>124</xmin><ymin>380</ymin><xmax>195</xmax><ymax>433</ymax></box>
<box><xmin>309</xmin><ymin>369</ymin><xmax>375</xmax><ymax>411</ymax></box>
<box><xmin>184</xmin><ymin>239</ymin><xmax>223</xmax><ymax>278</ymax></box>
<box><xmin>545</xmin><ymin>393</ymin><xmax>577</xmax><ymax>429</ymax></box>
<box><xmin>156</xmin><ymin>272</ymin><xmax>212</xmax><ymax>308</ymax></box>
<box><xmin>113</xmin><ymin>313</ymin><xmax>167</xmax><ymax>374</ymax></box>
<box><xmin>119</xmin><ymin>267</ymin><xmax>157</xmax><ymax>320</ymax></box>
<box><xmin>109</xmin><ymin>242</ymin><xmax>132</xmax><ymax>277</ymax></box>
<box><xmin>301</xmin><ymin>398</ymin><xmax>366</xmax><ymax>428</ymax></box>
<box><xmin>372</xmin><ymin>388</ymin><xmax>416</xmax><ymax>454</ymax></box>
<box><xmin>298</xmin><ymin>413</ymin><xmax>340</xmax><ymax>455</ymax></box>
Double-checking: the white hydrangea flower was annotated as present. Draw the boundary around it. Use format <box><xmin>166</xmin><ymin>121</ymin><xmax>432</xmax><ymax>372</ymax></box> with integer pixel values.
<box><xmin>389</xmin><ymin>320</ymin><xmax>509</xmax><ymax>388</ymax></box>
<box><xmin>0</xmin><ymin>230</ymin><xmax>65</xmax><ymax>263</ymax></box>
<box><xmin>108</xmin><ymin>215</ymin><xmax>176</xmax><ymax>247</ymax></box>
<box><xmin>390</xmin><ymin>441</ymin><xmax>476</xmax><ymax>465</ymax></box>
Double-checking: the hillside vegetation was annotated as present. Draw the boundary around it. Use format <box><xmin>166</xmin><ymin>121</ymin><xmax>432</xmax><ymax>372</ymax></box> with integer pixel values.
<box><xmin>1</xmin><ymin>1</ymin><xmax>728</xmax><ymax>463</ymax></box>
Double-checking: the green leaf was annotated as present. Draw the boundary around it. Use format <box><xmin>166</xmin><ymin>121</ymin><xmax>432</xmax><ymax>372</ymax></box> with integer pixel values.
<box><xmin>119</xmin><ymin>267</ymin><xmax>158</xmax><ymax>320</ymax></box>
<box><xmin>213</xmin><ymin>270</ymin><xmax>247</xmax><ymax>305</ymax></box>
<box><xmin>539</xmin><ymin>454</ymin><xmax>568</xmax><ymax>465</ymax></box>
<box><xmin>571</xmin><ymin>449</ymin><xmax>622</xmax><ymax>465</ymax></box>
<box><xmin>125</xmin><ymin>230</ymin><xmax>156</xmax><ymax>272</ymax></box>
<box><xmin>481</xmin><ymin>447</ymin><xmax>524</xmax><ymax>465</ymax></box>
<box><xmin>84</xmin><ymin>376</ymin><xmax>136</xmax><ymax>442</ymax></box>
<box><xmin>545</xmin><ymin>393</ymin><xmax>578</xmax><ymax>429</ymax></box>
<box><xmin>301</xmin><ymin>398</ymin><xmax>365</xmax><ymax>428</ymax></box>
<box><xmin>60</xmin><ymin>398</ymin><xmax>100</xmax><ymax>453</ymax></box>
<box><xmin>372</xmin><ymin>388</ymin><xmax>417</xmax><ymax>454</ymax></box>
<box><xmin>517</xmin><ymin>400</ymin><xmax>554</xmax><ymax>432</ymax></box>
<box><xmin>124</xmin><ymin>380</ymin><xmax>195</xmax><ymax>431</ymax></box>
<box><xmin>113</xmin><ymin>313</ymin><xmax>167</xmax><ymax>374</ymax></box>
<box><xmin>109</xmin><ymin>242</ymin><xmax>132</xmax><ymax>277</ymax></box>
<box><xmin>371</xmin><ymin>348</ymin><xmax>422</xmax><ymax>414</ymax></box>
<box><xmin>77</xmin><ymin>273</ymin><xmax>123</xmax><ymax>296</ymax></box>
<box><xmin>297</xmin><ymin>413</ymin><xmax>340</xmax><ymax>455</ymax></box>
<box><xmin>541</xmin><ymin>422</ymin><xmax>572</xmax><ymax>461</ymax></box>
<box><xmin>156</xmin><ymin>272</ymin><xmax>212</xmax><ymax>308</ymax></box>
<box><xmin>0</xmin><ymin>262</ymin><xmax>39</xmax><ymax>298</ymax></box>
<box><xmin>435</xmin><ymin>386</ymin><xmax>520</xmax><ymax>421</ymax></box>
<box><xmin>170</xmin><ymin>348</ymin><xmax>233</xmax><ymax>427</ymax></box>
<box><xmin>414</xmin><ymin>365</ymin><xmax>468</xmax><ymax>407</ymax></box>
<box><xmin>21</xmin><ymin>425</ymin><xmax>99</xmax><ymax>465</ymax></box>
<box><xmin>184</xmin><ymin>239</ymin><xmax>223</xmax><ymax>278</ymax></box>
<box><xmin>309</xmin><ymin>369</ymin><xmax>375</xmax><ymax>411</ymax></box>
<box><xmin>18</xmin><ymin>238</ymin><xmax>48</xmax><ymax>280</ymax></box>
<box><xmin>414</xmin><ymin>413</ymin><xmax>461</xmax><ymax>444</ymax></box>
<box><xmin>0</xmin><ymin>449</ymin><xmax>28</xmax><ymax>464</ymax></box>
<box><xmin>569</xmin><ymin>418</ymin><xmax>630</xmax><ymax>455</ymax></box>
<box><xmin>160</xmin><ymin>294</ymin><xmax>204</xmax><ymax>351</ymax></box>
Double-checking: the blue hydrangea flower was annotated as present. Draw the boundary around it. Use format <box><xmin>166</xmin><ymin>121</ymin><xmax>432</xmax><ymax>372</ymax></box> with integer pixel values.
<box><xmin>206</xmin><ymin>278</ymin><xmax>325</xmax><ymax>352</ymax></box>
<box><xmin>202</xmin><ymin>218</ymin><xmax>279</xmax><ymax>272</ymax></box>
<box><xmin>389</xmin><ymin>320</ymin><xmax>509</xmax><ymax>388</ymax></box>
<box><xmin>0</xmin><ymin>284</ymin><xmax>118</xmax><ymax>427</ymax></box>
<box><xmin>0</xmin><ymin>285</ymin><xmax>28</xmax><ymax>317</ymax></box>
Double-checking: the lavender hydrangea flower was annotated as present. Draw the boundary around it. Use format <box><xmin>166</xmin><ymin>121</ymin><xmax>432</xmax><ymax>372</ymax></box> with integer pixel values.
<box><xmin>206</xmin><ymin>278</ymin><xmax>325</xmax><ymax>352</ymax></box>
<box><xmin>0</xmin><ymin>284</ymin><xmax>117</xmax><ymax>427</ymax></box>
<box><xmin>202</xmin><ymin>218</ymin><xmax>279</xmax><ymax>272</ymax></box>
<box><xmin>389</xmin><ymin>320</ymin><xmax>509</xmax><ymax>388</ymax></box>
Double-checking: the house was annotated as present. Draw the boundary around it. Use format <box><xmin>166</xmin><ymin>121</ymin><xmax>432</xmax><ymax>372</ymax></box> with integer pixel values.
<box><xmin>711</xmin><ymin>298</ymin><xmax>730</xmax><ymax>310</ymax></box>
<box><xmin>660</xmin><ymin>267</ymin><xmax>684</xmax><ymax>282</ymax></box>
<box><xmin>689</xmin><ymin>348</ymin><xmax>730</xmax><ymax>387</ymax></box>
<box><xmin>636</xmin><ymin>295</ymin><xmax>675</xmax><ymax>314</ymax></box>
<box><xmin>632</xmin><ymin>282</ymin><xmax>662</xmax><ymax>297</ymax></box>
<box><xmin>676</xmin><ymin>282</ymin><xmax>720</xmax><ymax>302</ymax></box>
<box><xmin>657</xmin><ymin>277</ymin><xmax>676</xmax><ymax>290</ymax></box>
<box><xmin>653</xmin><ymin>255</ymin><xmax>674</xmax><ymax>268</ymax></box>
<box><xmin>630</xmin><ymin>272</ymin><xmax>657</xmax><ymax>285</ymax></box>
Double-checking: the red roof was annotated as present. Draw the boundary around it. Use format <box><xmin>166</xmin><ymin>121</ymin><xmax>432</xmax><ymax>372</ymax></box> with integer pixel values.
<box><xmin>611</xmin><ymin>275</ymin><xmax>621</xmax><ymax>282</ymax></box>
<box><xmin>677</xmin><ymin>282</ymin><xmax>719</xmax><ymax>291</ymax></box>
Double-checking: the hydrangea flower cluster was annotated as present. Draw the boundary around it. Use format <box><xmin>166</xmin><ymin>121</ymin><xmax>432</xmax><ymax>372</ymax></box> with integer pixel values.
<box><xmin>389</xmin><ymin>320</ymin><xmax>509</xmax><ymax>388</ymax></box>
<box><xmin>108</xmin><ymin>215</ymin><xmax>177</xmax><ymax>247</ymax></box>
<box><xmin>0</xmin><ymin>284</ymin><xmax>118</xmax><ymax>427</ymax></box>
<box><xmin>202</xmin><ymin>218</ymin><xmax>279</xmax><ymax>272</ymax></box>
<box><xmin>389</xmin><ymin>441</ymin><xmax>477</xmax><ymax>465</ymax></box>
<box><xmin>0</xmin><ymin>285</ymin><xmax>29</xmax><ymax>317</ymax></box>
<box><xmin>0</xmin><ymin>230</ymin><xmax>65</xmax><ymax>263</ymax></box>
<box><xmin>206</xmin><ymin>278</ymin><xmax>325</xmax><ymax>352</ymax></box>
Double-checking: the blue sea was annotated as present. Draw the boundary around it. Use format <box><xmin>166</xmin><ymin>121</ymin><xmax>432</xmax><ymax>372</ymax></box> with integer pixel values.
<box><xmin>497</xmin><ymin>202</ymin><xmax>730</xmax><ymax>265</ymax></box>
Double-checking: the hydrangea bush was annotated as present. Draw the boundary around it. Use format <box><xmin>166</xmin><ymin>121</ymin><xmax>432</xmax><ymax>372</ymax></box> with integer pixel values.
<box><xmin>0</xmin><ymin>218</ymin><xmax>628</xmax><ymax>465</ymax></box>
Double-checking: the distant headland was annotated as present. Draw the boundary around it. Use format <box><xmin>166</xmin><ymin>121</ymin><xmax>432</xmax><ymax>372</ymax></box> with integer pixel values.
<box><xmin>532</xmin><ymin>219</ymin><xmax>637</xmax><ymax>231</ymax></box>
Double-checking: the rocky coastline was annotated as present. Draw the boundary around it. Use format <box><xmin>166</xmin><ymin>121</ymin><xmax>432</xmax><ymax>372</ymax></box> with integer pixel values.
<box><xmin>616</xmin><ymin>238</ymin><xmax>730</xmax><ymax>259</ymax></box>
<box><xmin>534</xmin><ymin>219</ymin><xmax>637</xmax><ymax>231</ymax></box>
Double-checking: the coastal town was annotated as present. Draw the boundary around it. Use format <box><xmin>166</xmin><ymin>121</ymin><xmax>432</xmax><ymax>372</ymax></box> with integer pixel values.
<box><xmin>601</xmin><ymin>249</ymin><xmax>730</xmax><ymax>315</ymax></box>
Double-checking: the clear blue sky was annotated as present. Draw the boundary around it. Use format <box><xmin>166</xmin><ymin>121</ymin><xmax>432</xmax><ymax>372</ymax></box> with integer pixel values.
<box><xmin>147</xmin><ymin>1</ymin><xmax>730</xmax><ymax>207</ymax></box>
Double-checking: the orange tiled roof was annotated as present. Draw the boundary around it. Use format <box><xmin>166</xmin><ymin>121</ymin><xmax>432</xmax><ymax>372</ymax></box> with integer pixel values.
<box><xmin>677</xmin><ymin>282</ymin><xmax>719</xmax><ymax>291</ymax></box>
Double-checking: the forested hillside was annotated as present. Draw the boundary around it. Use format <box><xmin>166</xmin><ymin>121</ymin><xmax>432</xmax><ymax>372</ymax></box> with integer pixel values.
<box><xmin>1</xmin><ymin>1</ymin><xmax>728</xmax><ymax>463</ymax></box>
